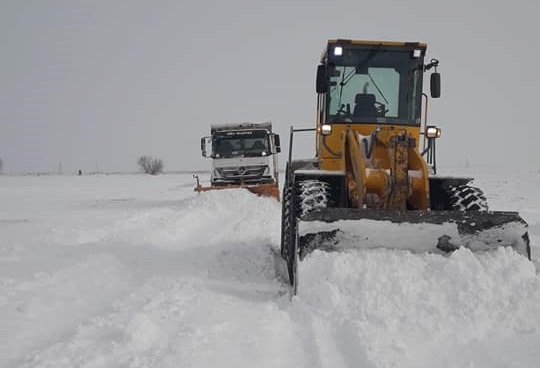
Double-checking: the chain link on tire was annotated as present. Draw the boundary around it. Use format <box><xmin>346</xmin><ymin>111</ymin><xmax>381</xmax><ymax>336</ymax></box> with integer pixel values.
<box><xmin>297</xmin><ymin>180</ymin><xmax>330</xmax><ymax>216</ymax></box>
<box><xmin>447</xmin><ymin>185</ymin><xmax>489</xmax><ymax>211</ymax></box>
<box><xmin>280</xmin><ymin>177</ymin><xmax>300</xmax><ymax>286</ymax></box>
<box><xmin>280</xmin><ymin>184</ymin><xmax>293</xmax><ymax>258</ymax></box>
<box><xmin>281</xmin><ymin>179</ymin><xmax>330</xmax><ymax>288</ymax></box>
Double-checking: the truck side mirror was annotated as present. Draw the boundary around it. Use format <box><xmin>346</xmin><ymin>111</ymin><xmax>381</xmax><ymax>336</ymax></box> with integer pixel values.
<box><xmin>274</xmin><ymin>134</ymin><xmax>281</xmax><ymax>153</ymax></box>
<box><xmin>430</xmin><ymin>72</ymin><xmax>441</xmax><ymax>98</ymax></box>
<box><xmin>201</xmin><ymin>137</ymin><xmax>210</xmax><ymax>157</ymax></box>
<box><xmin>316</xmin><ymin>64</ymin><xmax>328</xmax><ymax>94</ymax></box>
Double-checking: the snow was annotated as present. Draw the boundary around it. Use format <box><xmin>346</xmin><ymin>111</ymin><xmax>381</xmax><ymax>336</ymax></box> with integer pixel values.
<box><xmin>1</xmin><ymin>170</ymin><xmax>540</xmax><ymax>367</ymax></box>
<box><xmin>300</xmin><ymin>219</ymin><xmax>462</xmax><ymax>252</ymax></box>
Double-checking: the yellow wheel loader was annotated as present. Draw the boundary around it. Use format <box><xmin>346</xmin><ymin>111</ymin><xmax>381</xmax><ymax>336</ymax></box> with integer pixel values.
<box><xmin>281</xmin><ymin>39</ymin><xmax>531</xmax><ymax>293</ymax></box>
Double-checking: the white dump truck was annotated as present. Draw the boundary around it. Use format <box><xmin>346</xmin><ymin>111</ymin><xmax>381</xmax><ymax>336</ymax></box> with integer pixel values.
<box><xmin>194</xmin><ymin>122</ymin><xmax>281</xmax><ymax>200</ymax></box>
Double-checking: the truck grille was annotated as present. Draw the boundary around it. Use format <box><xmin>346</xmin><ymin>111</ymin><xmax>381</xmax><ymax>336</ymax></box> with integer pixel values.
<box><xmin>218</xmin><ymin>165</ymin><xmax>267</xmax><ymax>180</ymax></box>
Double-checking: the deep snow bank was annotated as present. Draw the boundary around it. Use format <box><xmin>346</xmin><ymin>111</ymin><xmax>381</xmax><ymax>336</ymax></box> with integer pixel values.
<box><xmin>2</xmin><ymin>177</ymin><xmax>293</xmax><ymax>367</ymax></box>
<box><xmin>294</xmin><ymin>246</ymin><xmax>540</xmax><ymax>367</ymax></box>
<box><xmin>2</xmin><ymin>173</ymin><xmax>540</xmax><ymax>368</ymax></box>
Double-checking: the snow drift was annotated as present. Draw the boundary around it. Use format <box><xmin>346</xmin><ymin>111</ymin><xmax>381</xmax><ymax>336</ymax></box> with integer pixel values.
<box><xmin>1</xmin><ymin>172</ymin><xmax>539</xmax><ymax>367</ymax></box>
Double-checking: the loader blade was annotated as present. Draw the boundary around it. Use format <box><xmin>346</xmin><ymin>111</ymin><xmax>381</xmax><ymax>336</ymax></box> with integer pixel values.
<box><xmin>297</xmin><ymin>209</ymin><xmax>531</xmax><ymax>260</ymax></box>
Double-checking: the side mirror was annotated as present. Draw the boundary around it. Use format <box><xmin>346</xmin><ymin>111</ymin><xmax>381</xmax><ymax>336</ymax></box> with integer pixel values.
<box><xmin>316</xmin><ymin>64</ymin><xmax>328</xmax><ymax>94</ymax></box>
<box><xmin>274</xmin><ymin>134</ymin><xmax>281</xmax><ymax>153</ymax></box>
<box><xmin>430</xmin><ymin>72</ymin><xmax>441</xmax><ymax>98</ymax></box>
<box><xmin>201</xmin><ymin>137</ymin><xmax>210</xmax><ymax>157</ymax></box>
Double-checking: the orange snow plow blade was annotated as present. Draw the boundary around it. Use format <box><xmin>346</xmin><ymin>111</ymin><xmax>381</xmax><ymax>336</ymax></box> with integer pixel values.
<box><xmin>194</xmin><ymin>176</ymin><xmax>279</xmax><ymax>201</ymax></box>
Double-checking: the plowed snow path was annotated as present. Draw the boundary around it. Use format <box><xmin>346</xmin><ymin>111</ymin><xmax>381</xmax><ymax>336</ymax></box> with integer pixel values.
<box><xmin>1</xmin><ymin>175</ymin><xmax>296</xmax><ymax>367</ymax></box>
<box><xmin>1</xmin><ymin>173</ymin><xmax>540</xmax><ymax>367</ymax></box>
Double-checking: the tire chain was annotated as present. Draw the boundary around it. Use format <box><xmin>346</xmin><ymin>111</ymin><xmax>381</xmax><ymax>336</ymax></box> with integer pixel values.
<box><xmin>298</xmin><ymin>180</ymin><xmax>330</xmax><ymax>217</ymax></box>
<box><xmin>448</xmin><ymin>185</ymin><xmax>489</xmax><ymax>211</ymax></box>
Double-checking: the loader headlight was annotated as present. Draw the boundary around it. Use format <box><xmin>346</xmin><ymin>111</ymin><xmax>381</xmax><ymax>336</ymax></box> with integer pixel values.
<box><xmin>320</xmin><ymin>124</ymin><xmax>332</xmax><ymax>136</ymax></box>
<box><xmin>426</xmin><ymin>126</ymin><xmax>441</xmax><ymax>138</ymax></box>
<box><xmin>333</xmin><ymin>46</ymin><xmax>343</xmax><ymax>56</ymax></box>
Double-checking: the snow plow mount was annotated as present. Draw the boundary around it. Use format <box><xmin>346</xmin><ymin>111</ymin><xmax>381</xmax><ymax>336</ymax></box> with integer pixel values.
<box><xmin>193</xmin><ymin>175</ymin><xmax>280</xmax><ymax>201</ymax></box>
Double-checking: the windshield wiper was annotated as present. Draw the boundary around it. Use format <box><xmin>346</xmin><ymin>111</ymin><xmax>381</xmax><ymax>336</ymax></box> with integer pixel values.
<box><xmin>337</xmin><ymin>67</ymin><xmax>356</xmax><ymax>108</ymax></box>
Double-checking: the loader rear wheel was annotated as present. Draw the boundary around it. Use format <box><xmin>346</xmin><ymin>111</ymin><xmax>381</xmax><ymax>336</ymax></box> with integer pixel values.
<box><xmin>448</xmin><ymin>185</ymin><xmax>489</xmax><ymax>211</ymax></box>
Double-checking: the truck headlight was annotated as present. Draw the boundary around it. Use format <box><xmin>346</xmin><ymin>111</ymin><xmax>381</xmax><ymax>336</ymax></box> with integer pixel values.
<box><xmin>426</xmin><ymin>126</ymin><xmax>441</xmax><ymax>138</ymax></box>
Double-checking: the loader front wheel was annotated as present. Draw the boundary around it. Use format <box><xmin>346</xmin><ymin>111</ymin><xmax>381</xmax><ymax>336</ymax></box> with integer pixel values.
<box><xmin>296</xmin><ymin>179</ymin><xmax>331</xmax><ymax>260</ymax></box>
<box><xmin>298</xmin><ymin>179</ymin><xmax>330</xmax><ymax>216</ymax></box>
<box><xmin>448</xmin><ymin>185</ymin><xmax>489</xmax><ymax>211</ymax></box>
<box><xmin>281</xmin><ymin>179</ymin><xmax>330</xmax><ymax>288</ymax></box>
<box><xmin>280</xmin><ymin>184</ymin><xmax>293</xmax><ymax>257</ymax></box>
<box><xmin>280</xmin><ymin>181</ymin><xmax>299</xmax><ymax>286</ymax></box>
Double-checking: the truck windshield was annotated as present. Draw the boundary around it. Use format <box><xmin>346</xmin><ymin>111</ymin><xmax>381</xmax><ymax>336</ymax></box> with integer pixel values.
<box><xmin>213</xmin><ymin>130</ymin><xmax>270</xmax><ymax>158</ymax></box>
<box><xmin>326</xmin><ymin>46</ymin><xmax>424</xmax><ymax>125</ymax></box>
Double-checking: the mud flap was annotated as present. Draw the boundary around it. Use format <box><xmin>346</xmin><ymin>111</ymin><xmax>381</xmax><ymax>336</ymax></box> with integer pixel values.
<box><xmin>297</xmin><ymin>208</ymin><xmax>531</xmax><ymax>260</ymax></box>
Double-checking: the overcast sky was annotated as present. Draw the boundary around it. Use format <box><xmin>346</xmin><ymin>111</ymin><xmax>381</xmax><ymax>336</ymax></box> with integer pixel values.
<box><xmin>1</xmin><ymin>0</ymin><xmax>539</xmax><ymax>173</ymax></box>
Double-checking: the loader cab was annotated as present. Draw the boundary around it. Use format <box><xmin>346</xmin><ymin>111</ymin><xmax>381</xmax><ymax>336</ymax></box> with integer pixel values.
<box><xmin>316</xmin><ymin>40</ymin><xmax>438</xmax><ymax>127</ymax></box>
<box><xmin>313</xmin><ymin>40</ymin><xmax>442</xmax><ymax>174</ymax></box>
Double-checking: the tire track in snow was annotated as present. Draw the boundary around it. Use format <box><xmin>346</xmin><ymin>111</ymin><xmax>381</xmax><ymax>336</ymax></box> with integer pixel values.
<box><xmin>0</xmin><ymin>253</ymin><xmax>132</xmax><ymax>368</ymax></box>
<box><xmin>20</xmin><ymin>277</ymin><xmax>303</xmax><ymax>368</ymax></box>
<box><xmin>17</xmin><ymin>189</ymin><xmax>297</xmax><ymax>367</ymax></box>
<box><xmin>5</xmin><ymin>173</ymin><xmax>540</xmax><ymax>367</ymax></box>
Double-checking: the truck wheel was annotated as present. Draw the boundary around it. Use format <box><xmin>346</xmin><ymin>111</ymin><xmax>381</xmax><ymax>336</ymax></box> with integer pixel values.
<box><xmin>448</xmin><ymin>185</ymin><xmax>489</xmax><ymax>211</ymax></box>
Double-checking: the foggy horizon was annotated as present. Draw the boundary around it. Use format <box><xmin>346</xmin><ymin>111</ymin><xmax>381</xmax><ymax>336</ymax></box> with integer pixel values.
<box><xmin>1</xmin><ymin>0</ymin><xmax>539</xmax><ymax>174</ymax></box>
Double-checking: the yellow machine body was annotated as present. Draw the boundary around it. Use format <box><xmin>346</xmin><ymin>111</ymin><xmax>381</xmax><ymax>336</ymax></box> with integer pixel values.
<box><xmin>316</xmin><ymin>124</ymin><xmax>429</xmax><ymax>211</ymax></box>
<box><xmin>280</xmin><ymin>39</ymin><xmax>530</xmax><ymax>292</ymax></box>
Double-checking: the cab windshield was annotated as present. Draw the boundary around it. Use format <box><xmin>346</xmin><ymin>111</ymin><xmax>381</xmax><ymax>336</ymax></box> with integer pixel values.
<box><xmin>326</xmin><ymin>46</ymin><xmax>424</xmax><ymax>125</ymax></box>
<box><xmin>213</xmin><ymin>130</ymin><xmax>270</xmax><ymax>158</ymax></box>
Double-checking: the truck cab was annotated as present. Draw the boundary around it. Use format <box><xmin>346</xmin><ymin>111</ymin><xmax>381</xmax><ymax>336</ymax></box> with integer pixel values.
<box><xmin>198</xmin><ymin>122</ymin><xmax>281</xmax><ymax>199</ymax></box>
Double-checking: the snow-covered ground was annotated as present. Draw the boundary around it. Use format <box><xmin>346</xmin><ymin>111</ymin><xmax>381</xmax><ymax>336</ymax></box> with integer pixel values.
<box><xmin>1</xmin><ymin>169</ymin><xmax>539</xmax><ymax>367</ymax></box>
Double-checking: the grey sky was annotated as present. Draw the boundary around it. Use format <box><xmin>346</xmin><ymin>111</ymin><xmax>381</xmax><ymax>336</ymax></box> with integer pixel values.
<box><xmin>1</xmin><ymin>0</ymin><xmax>539</xmax><ymax>173</ymax></box>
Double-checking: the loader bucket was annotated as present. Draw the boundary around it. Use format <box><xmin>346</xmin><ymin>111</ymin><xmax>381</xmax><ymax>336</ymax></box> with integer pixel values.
<box><xmin>297</xmin><ymin>208</ymin><xmax>531</xmax><ymax>260</ymax></box>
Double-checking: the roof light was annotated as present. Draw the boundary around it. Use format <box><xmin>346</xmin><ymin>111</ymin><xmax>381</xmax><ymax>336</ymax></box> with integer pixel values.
<box><xmin>334</xmin><ymin>46</ymin><xmax>343</xmax><ymax>56</ymax></box>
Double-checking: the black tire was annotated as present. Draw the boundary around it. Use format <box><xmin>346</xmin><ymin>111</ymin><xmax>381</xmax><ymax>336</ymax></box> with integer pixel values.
<box><xmin>446</xmin><ymin>185</ymin><xmax>531</xmax><ymax>260</ymax></box>
<box><xmin>447</xmin><ymin>185</ymin><xmax>489</xmax><ymax>211</ymax></box>
<box><xmin>280</xmin><ymin>178</ymin><xmax>330</xmax><ymax>288</ymax></box>
<box><xmin>296</xmin><ymin>179</ymin><xmax>331</xmax><ymax>263</ymax></box>
<box><xmin>297</xmin><ymin>179</ymin><xmax>330</xmax><ymax>217</ymax></box>
<box><xmin>280</xmin><ymin>184</ymin><xmax>293</xmax><ymax>257</ymax></box>
<box><xmin>280</xmin><ymin>178</ymin><xmax>299</xmax><ymax>286</ymax></box>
